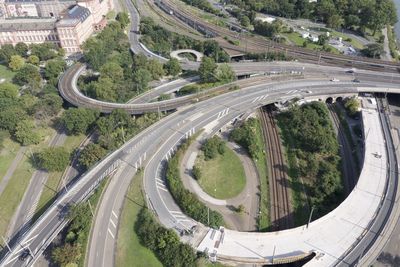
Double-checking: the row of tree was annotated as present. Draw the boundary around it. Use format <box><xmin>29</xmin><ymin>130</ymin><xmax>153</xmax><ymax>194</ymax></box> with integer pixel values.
<box><xmin>165</xmin><ymin>138</ymin><xmax>225</xmax><ymax>228</ymax></box>
<box><xmin>230</xmin><ymin>117</ymin><xmax>264</xmax><ymax>160</ymax></box>
<box><xmin>226</xmin><ymin>0</ymin><xmax>397</xmax><ymax>34</ymax></box>
<box><xmin>135</xmin><ymin>208</ymin><xmax>197</xmax><ymax>267</ymax></box>
<box><xmin>140</xmin><ymin>17</ymin><xmax>230</xmax><ymax>63</ymax></box>
<box><xmin>277</xmin><ymin>102</ymin><xmax>343</xmax><ymax>216</ymax></box>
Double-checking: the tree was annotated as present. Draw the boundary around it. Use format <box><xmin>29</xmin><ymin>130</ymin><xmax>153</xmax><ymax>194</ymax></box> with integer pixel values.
<box><xmin>327</xmin><ymin>14</ymin><xmax>344</xmax><ymax>29</ymax></box>
<box><xmin>36</xmin><ymin>147</ymin><xmax>70</xmax><ymax>171</ymax></box>
<box><xmin>100</xmin><ymin>61</ymin><xmax>124</xmax><ymax>81</ymax></box>
<box><xmin>146</xmin><ymin>59</ymin><xmax>165</xmax><ymax>80</ymax></box>
<box><xmin>8</xmin><ymin>55</ymin><xmax>25</xmax><ymax>71</ymax></box>
<box><xmin>0</xmin><ymin>82</ymin><xmax>19</xmax><ymax>99</ymax></box>
<box><xmin>44</xmin><ymin>59</ymin><xmax>66</xmax><ymax>82</ymax></box>
<box><xmin>202</xmin><ymin>136</ymin><xmax>225</xmax><ymax>160</ymax></box>
<box><xmin>14</xmin><ymin>120</ymin><xmax>41</xmax><ymax>145</ymax></box>
<box><xmin>27</xmin><ymin>55</ymin><xmax>39</xmax><ymax>66</ymax></box>
<box><xmin>78</xmin><ymin>143</ymin><xmax>107</xmax><ymax>169</ymax></box>
<box><xmin>0</xmin><ymin>106</ymin><xmax>27</xmax><ymax>132</ymax></box>
<box><xmin>361</xmin><ymin>43</ymin><xmax>384</xmax><ymax>58</ymax></box>
<box><xmin>198</xmin><ymin>56</ymin><xmax>217</xmax><ymax>83</ymax></box>
<box><xmin>61</xmin><ymin>108</ymin><xmax>99</xmax><ymax>135</ymax></box>
<box><xmin>344</xmin><ymin>97</ymin><xmax>360</xmax><ymax>117</ymax></box>
<box><xmin>116</xmin><ymin>12</ymin><xmax>130</xmax><ymax>28</ymax></box>
<box><xmin>12</xmin><ymin>64</ymin><xmax>41</xmax><ymax>90</ymax></box>
<box><xmin>215</xmin><ymin>63</ymin><xmax>236</xmax><ymax>83</ymax></box>
<box><xmin>192</xmin><ymin>165</ymin><xmax>201</xmax><ymax>180</ymax></box>
<box><xmin>30</xmin><ymin>43</ymin><xmax>57</xmax><ymax>61</ymax></box>
<box><xmin>0</xmin><ymin>44</ymin><xmax>16</xmax><ymax>62</ymax></box>
<box><xmin>240</xmin><ymin>15</ymin><xmax>251</xmax><ymax>27</ymax></box>
<box><xmin>51</xmin><ymin>243</ymin><xmax>82</xmax><ymax>266</ymax></box>
<box><xmin>94</xmin><ymin>77</ymin><xmax>117</xmax><ymax>102</ymax></box>
<box><xmin>133</xmin><ymin>68</ymin><xmax>152</xmax><ymax>91</ymax></box>
<box><xmin>32</xmin><ymin>94</ymin><xmax>63</xmax><ymax>119</ymax></box>
<box><xmin>164</xmin><ymin>58</ymin><xmax>181</xmax><ymax>76</ymax></box>
<box><xmin>15</xmin><ymin>42</ymin><xmax>28</xmax><ymax>57</ymax></box>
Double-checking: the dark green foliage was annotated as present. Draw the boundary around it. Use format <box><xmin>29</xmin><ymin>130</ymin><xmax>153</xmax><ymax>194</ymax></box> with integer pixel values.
<box><xmin>244</xmin><ymin>51</ymin><xmax>291</xmax><ymax>61</ymax></box>
<box><xmin>361</xmin><ymin>43</ymin><xmax>384</xmax><ymax>58</ymax></box>
<box><xmin>61</xmin><ymin>108</ymin><xmax>99</xmax><ymax>135</ymax></box>
<box><xmin>30</xmin><ymin>43</ymin><xmax>58</xmax><ymax>61</ymax></box>
<box><xmin>0</xmin><ymin>44</ymin><xmax>17</xmax><ymax>62</ymax></box>
<box><xmin>227</xmin><ymin>0</ymin><xmax>397</xmax><ymax>34</ymax></box>
<box><xmin>31</xmin><ymin>94</ymin><xmax>63</xmax><ymax>119</ymax></box>
<box><xmin>181</xmin><ymin>0</ymin><xmax>220</xmax><ymax>15</ymax></box>
<box><xmin>44</xmin><ymin>59</ymin><xmax>66</xmax><ymax>85</ymax></box>
<box><xmin>83</xmin><ymin>21</ymin><xmax>129</xmax><ymax>70</ymax></box>
<box><xmin>116</xmin><ymin>12</ymin><xmax>130</xmax><ymax>28</ymax></box>
<box><xmin>177</xmin><ymin>84</ymin><xmax>199</xmax><ymax>96</ymax></box>
<box><xmin>253</xmin><ymin>19</ymin><xmax>283</xmax><ymax>37</ymax></box>
<box><xmin>78</xmin><ymin>143</ymin><xmax>107</xmax><ymax>169</ymax></box>
<box><xmin>15</xmin><ymin>43</ymin><xmax>29</xmax><ymax>57</ymax></box>
<box><xmin>140</xmin><ymin>17</ymin><xmax>229</xmax><ymax>62</ymax></box>
<box><xmin>164</xmin><ymin>58</ymin><xmax>182</xmax><ymax>76</ymax></box>
<box><xmin>12</xmin><ymin>64</ymin><xmax>41</xmax><ymax>88</ymax></box>
<box><xmin>201</xmin><ymin>136</ymin><xmax>225</xmax><ymax>160</ymax></box>
<box><xmin>277</xmin><ymin>102</ymin><xmax>343</xmax><ymax>216</ymax></box>
<box><xmin>198</xmin><ymin>57</ymin><xmax>217</xmax><ymax>83</ymax></box>
<box><xmin>135</xmin><ymin>208</ymin><xmax>197</xmax><ymax>267</ymax></box>
<box><xmin>165</xmin><ymin>139</ymin><xmax>224</xmax><ymax>228</ymax></box>
<box><xmin>36</xmin><ymin>147</ymin><xmax>70</xmax><ymax>172</ymax></box>
<box><xmin>51</xmin><ymin>243</ymin><xmax>82</xmax><ymax>266</ymax></box>
<box><xmin>14</xmin><ymin>119</ymin><xmax>41</xmax><ymax>145</ymax></box>
<box><xmin>231</xmin><ymin>118</ymin><xmax>263</xmax><ymax>159</ymax></box>
<box><xmin>192</xmin><ymin>165</ymin><xmax>201</xmax><ymax>180</ymax></box>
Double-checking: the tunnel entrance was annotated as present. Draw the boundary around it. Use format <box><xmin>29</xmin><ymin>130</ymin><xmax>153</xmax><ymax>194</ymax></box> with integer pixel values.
<box><xmin>325</xmin><ymin>97</ymin><xmax>333</xmax><ymax>104</ymax></box>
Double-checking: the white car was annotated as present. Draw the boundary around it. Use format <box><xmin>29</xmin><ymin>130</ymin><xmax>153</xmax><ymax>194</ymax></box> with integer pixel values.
<box><xmin>330</xmin><ymin>78</ymin><xmax>340</xmax><ymax>82</ymax></box>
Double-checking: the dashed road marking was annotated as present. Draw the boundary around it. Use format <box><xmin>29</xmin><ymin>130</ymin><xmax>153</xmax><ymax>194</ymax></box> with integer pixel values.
<box><xmin>108</xmin><ymin>228</ymin><xmax>115</xmax><ymax>239</ymax></box>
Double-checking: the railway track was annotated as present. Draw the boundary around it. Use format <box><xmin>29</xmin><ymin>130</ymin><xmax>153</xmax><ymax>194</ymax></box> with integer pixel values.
<box><xmin>154</xmin><ymin>0</ymin><xmax>400</xmax><ymax>73</ymax></box>
<box><xmin>327</xmin><ymin>103</ymin><xmax>358</xmax><ymax>194</ymax></box>
<box><xmin>259</xmin><ymin>106</ymin><xmax>293</xmax><ymax>230</ymax></box>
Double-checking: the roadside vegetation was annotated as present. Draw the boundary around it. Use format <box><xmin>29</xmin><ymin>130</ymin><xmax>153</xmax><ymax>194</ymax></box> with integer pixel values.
<box><xmin>194</xmin><ymin>136</ymin><xmax>246</xmax><ymax>199</ymax></box>
<box><xmin>166</xmin><ymin>137</ymin><xmax>225</xmax><ymax>228</ymax></box>
<box><xmin>277</xmin><ymin>102</ymin><xmax>343</xmax><ymax>223</ymax></box>
<box><xmin>230</xmin><ymin>118</ymin><xmax>269</xmax><ymax>230</ymax></box>
<box><xmin>79</xmin><ymin>14</ymin><xmax>179</xmax><ymax>103</ymax></box>
<box><xmin>116</xmin><ymin>171</ymin><xmax>162</xmax><ymax>267</ymax></box>
<box><xmin>386</xmin><ymin>25</ymin><xmax>399</xmax><ymax>61</ymax></box>
<box><xmin>140</xmin><ymin>17</ymin><xmax>229</xmax><ymax>63</ymax></box>
<box><xmin>50</xmin><ymin>180</ymin><xmax>107</xmax><ymax>267</ymax></box>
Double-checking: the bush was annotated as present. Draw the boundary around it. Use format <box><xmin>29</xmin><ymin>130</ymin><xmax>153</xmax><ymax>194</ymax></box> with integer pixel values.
<box><xmin>165</xmin><ymin>139</ymin><xmax>224</xmax><ymax>228</ymax></box>
<box><xmin>201</xmin><ymin>136</ymin><xmax>225</xmax><ymax>160</ymax></box>
<box><xmin>192</xmin><ymin>165</ymin><xmax>201</xmax><ymax>180</ymax></box>
<box><xmin>231</xmin><ymin>118</ymin><xmax>263</xmax><ymax>159</ymax></box>
<box><xmin>36</xmin><ymin>147</ymin><xmax>70</xmax><ymax>172</ymax></box>
<box><xmin>135</xmin><ymin>208</ymin><xmax>197</xmax><ymax>267</ymax></box>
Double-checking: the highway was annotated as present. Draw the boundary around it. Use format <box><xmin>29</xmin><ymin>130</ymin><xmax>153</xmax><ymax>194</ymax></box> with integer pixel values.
<box><xmin>2</xmin><ymin>71</ymin><xmax>400</xmax><ymax>267</ymax></box>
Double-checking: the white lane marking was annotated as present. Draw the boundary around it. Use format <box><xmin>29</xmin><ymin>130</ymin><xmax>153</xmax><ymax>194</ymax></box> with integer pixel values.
<box><xmin>252</xmin><ymin>96</ymin><xmax>260</xmax><ymax>103</ymax></box>
<box><xmin>108</xmin><ymin>228</ymin><xmax>115</xmax><ymax>239</ymax></box>
<box><xmin>156</xmin><ymin>181</ymin><xmax>166</xmax><ymax>188</ymax></box>
<box><xmin>21</xmin><ymin>234</ymin><xmax>38</xmax><ymax>246</ymax></box>
<box><xmin>157</xmin><ymin>186</ymin><xmax>169</xmax><ymax>192</ymax></box>
<box><xmin>112</xmin><ymin>210</ymin><xmax>118</xmax><ymax>218</ymax></box>
<box><xmin>110</xmin><ymin>218</ymin><xmax>116</xmax><ymax>228</ymax></box>
<box><xmin>170</xmin><ymin>211</ymin><xmax>183</xmax><ymax>214</ymax></box>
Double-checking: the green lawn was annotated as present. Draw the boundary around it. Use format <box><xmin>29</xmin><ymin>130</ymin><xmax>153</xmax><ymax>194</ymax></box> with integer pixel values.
<box><xmin>115</xmin><ymin>171</ymin><xmax>162</xmax><ymax>267</ymax></box>
<box><xmin>283</xmin><ymin>32</ymin><xmax>340</xmax><ymax>54</ymax></box>
<box><xmin>0</xmin><ymin>137</ymin><xmax>20</xmax><ymax>184</ymax></box>
<box><xmin>330</xmin><ymin>31</ymin><xmax>364</xmax><ymax>50</ymax></box>
<box><xmin>196</xmin><ymin>147</ymin><xmax>246</xmax><ymax>199</ymax></box>
<box><xmin>0</xmin><ymin>127</ymin><xmax>55</xmax><ymax>241</ymax></box>
<box><xmin>0</xmin><ymin>64</ymin><xmax>15</xmax><ymax>82</ymax></box>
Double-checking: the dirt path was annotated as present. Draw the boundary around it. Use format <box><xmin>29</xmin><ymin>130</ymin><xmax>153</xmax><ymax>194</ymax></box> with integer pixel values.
<box><xmin>0</xmin><ymin>146</ymin><xmax>27</xmax><ymax>196</ymax></box>
<box><xmin>180</xmin><ymin>134</ymin><xmax>260</xmax><ymax>231</ymax></box>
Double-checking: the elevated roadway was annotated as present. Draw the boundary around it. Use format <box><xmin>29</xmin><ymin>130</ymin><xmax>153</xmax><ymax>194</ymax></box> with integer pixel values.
<box><xmin>2</xmin><ymin>70</ymin><xmax>400</xmax><ymax>266</ymax></box>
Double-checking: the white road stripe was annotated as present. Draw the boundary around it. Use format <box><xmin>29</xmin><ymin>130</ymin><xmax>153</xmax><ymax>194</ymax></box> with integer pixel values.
<box><xmin>110</xmin><ymin>218</ymin><xmax>116</xmax><ymax>228</ymax></box>
<box><xmin>157</xmin><ymin>186</ymin><xmax>169</xmax><ymax>192</ymax></box>
<box><xmin>112</xmin><ymin>210</ymin><xmax>118</xmax><ymax>218</ymax></box>
<box><xmin>156</xmin><ymin>181</ymin><xmax>166</xmax><ymax>188</ymax></box>
<box><xmin>108</xmin><ymin>228</ymin><xmax>115</xmax><ymax>239</ymax></box>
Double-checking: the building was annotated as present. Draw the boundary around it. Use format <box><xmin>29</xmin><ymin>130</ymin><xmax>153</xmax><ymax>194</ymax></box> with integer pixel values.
<box><xmin>0</xmin><ymin>0</ymin><xmax>114</xmax><ymax>54</ymax></box>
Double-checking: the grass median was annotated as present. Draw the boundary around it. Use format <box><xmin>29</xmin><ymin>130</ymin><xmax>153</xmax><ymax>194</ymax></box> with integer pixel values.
<box><xmin>196</xmin><ymin>147</ymin><xmax>246</xmax><ymax>200</ymax></box>
<box><xmin>115</xmin><ymin>171</ymin><xmax>162</xmax><ymax>267</ymax></box>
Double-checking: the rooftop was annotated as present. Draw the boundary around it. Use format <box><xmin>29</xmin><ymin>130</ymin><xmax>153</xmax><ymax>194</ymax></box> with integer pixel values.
<box><xmin>0</xmin><ymin>18</ymin><xmax>56</xmax><ymax>31</ymax></box>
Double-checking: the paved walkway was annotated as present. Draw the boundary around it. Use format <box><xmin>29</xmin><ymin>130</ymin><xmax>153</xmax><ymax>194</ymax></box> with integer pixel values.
<box><xmin>0</xmin><ymin>146</ymin><xmax>27</xmax><ymax>196</ymax></box>
<box><xmin>170</xmin><ymin>49</ymin><xmax>204</xmax><ymax>62</ymax></box>
<box><xmin>180</xmin><ymin>132</ymin><xmax>260</xmax><ymax>231</ymax></box>
<box><xmin>382</xmin><ymin>27</ymin><xmax>393</xmax><ymax>62</ymax></box>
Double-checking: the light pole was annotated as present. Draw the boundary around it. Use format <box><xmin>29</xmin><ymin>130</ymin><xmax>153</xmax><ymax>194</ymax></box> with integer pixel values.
<box><xmin>306</xmin><ymin>206</ymin><xmax>315</xmax><ymax>229</ymax></box>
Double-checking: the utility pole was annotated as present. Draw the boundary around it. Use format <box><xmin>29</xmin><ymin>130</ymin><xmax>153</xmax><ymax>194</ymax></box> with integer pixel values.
<box><xmin>307</xmin><ymin>206</ymin><xmax>315</xmax><ymax>229</ymax></box>
<box><xmin>2</xmin><ymin>236</ymin><xmax>11</xmax><ymax>252</ymax></box>
<box><xmin>272</xmin><ymin>245</ymin><xmax>276</xmax><ymax>264</ymax></box>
